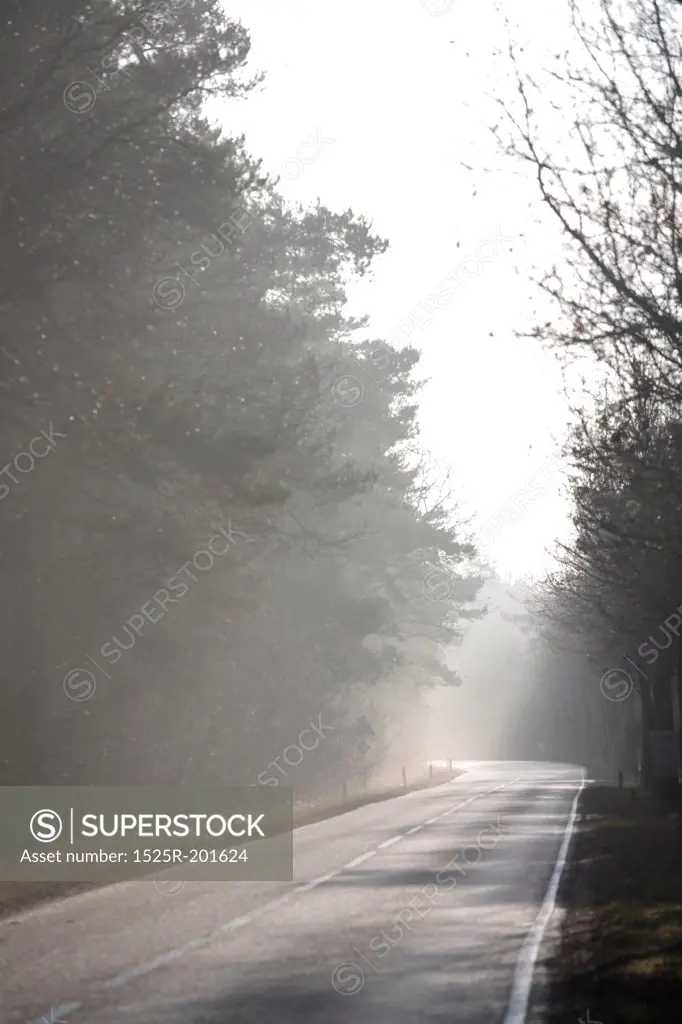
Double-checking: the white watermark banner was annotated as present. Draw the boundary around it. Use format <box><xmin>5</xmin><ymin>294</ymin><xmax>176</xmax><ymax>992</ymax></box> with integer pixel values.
<box><xmin>0</xmin><ymin>786</ymin><xmax>293</xmax><ymax>881</ymax></box>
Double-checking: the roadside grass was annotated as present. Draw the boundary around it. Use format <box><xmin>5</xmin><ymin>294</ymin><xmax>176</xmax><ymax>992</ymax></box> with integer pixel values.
<box><xmin>0</xmin><ymin>768</ymin><xmax>462</xmax><ymax>920</ymax></box>
<box><xmin>546</xmin><ymin>783</ymin><xmax>682</xmax><ymax>1024</ymax></box>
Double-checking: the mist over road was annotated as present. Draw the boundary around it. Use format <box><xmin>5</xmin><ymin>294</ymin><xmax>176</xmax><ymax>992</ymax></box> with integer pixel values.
<box><xmin>1</xmin><ymin>762</ymin><xmax>583</xmax><ymax>1024</ymax></box>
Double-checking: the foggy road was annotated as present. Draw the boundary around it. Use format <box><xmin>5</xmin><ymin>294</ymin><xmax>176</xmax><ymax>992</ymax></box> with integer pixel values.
<box><xmin>1</xmin><ymin>762</ymin><xmax>584</xmax><ymax>1024</ymax></box>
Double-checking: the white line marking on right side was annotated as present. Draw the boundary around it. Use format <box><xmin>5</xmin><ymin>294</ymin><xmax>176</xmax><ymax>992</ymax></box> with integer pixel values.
<box><xmin>503</xmin><ymin>770</ymin><xmax>586</xmax><ymax>1024</ymax></box>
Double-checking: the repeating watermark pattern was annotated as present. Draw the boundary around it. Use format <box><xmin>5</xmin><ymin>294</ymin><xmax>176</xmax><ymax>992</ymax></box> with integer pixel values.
<box><xmin>420</xmin><ymin>0</ymin><xmax>457</xmax><ymax>14</ymax></box>
<box><xmin>422</xmin><ymin>563</ymin><xmax>459</xmax><ymax>603</ymax></box>
<box><xmin>478</xmin><ymin>458</ymin><xmax>559</xmax><ymax>554</ymax></box>
<box><xmin>62</xmin><ymin>522</ymin><xmax>247</xmax><ymax>700</ymax></box>
<box><xmin>329</xmin><ymin>373</ymin><xmax>365</xmax><ymax>408</ymax></box>
<box><xmin>599</xmin><ymin>668</ymin><xmax>635</xmax><ymax>703</ymax></box>
<box><xmin>0</xmin><ymin>423</ymin><xmax>67</xmax><ymax>501</ymax></box>
<box><xmin>62</xmin><ymin>668</ymin><xmax>98</xmax><ymax>704</ymax></box>
<box><xmin>256</xmin><ymin>714</ymin><xmax>336</xmax><ymax>786</ymax></box>
<box><xmin>152</xmin><ymin>206</ymin><xmax>256</xmax><ymax>310</ymax></box>
<box><xmin>328</xmin><ymin>344</ymin><xmax>392</xmax><ymax>409</ymax></box>
<box><xmin>64</xmin><ymin>0</ymin><xmax>190</xmax><ymax>114</ymax></box>
<box><xmin>331</xmin><ymin>813</ymin><xmax>509</xmax><ymax>993</ymax></box>
<box><xmin>154</xmin><ymin>879</ymin><xmax>185</xmax><ymax>896</ymax></box>
<box><xmin>152</xmin><ymin>127</ymin><xmax>334</xmax><ymax>311</ymax></box>
<box><xmin>331</xmin><ymin>962</ymin><xmax>365</xmax><ymax>997</ymax></box>
<box><xmin>599</xmin><ymin>602</ymin><xmax>682</xmax><ymax>701</ymax></box>
<box><xmin>328</xmin><ymin>226</ymin><xmax>512</xmax><ymax>409</ymax></box>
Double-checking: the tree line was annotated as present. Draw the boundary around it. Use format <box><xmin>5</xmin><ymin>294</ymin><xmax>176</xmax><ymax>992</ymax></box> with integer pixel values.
<box><xmin>501</xmin><ymin>0</ymin><xmax>682</xmax><ymax>785</ymax></box>
<box><xmin>0</xmin><ymin>0</ymin><xmax>483</xmax><ymax>791</ymax></box>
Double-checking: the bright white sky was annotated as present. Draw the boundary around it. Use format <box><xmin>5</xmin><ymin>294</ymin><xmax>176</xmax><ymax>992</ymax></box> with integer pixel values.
<box><xmin>214</xmin><ymin>0</ymin><xmax>581</xmax><ymax>580</ymax></box>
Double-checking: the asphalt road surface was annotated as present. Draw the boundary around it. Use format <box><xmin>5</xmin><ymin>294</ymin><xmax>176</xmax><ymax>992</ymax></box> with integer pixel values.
<box><xmin>0</xmin><ymin>761</ymin><xmax>585</xmax><ymax>1024</ymax></box>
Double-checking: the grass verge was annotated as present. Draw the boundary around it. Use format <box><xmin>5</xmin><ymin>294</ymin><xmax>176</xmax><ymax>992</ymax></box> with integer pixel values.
<box><xmin>545</xmin><ymin>783</ymin><xmax>682</xmax><ymax>1024</ymax></box>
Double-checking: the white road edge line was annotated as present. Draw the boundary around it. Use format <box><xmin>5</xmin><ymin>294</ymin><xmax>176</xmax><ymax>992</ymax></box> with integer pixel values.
<box><xmin>502</xmin><ymin>770</ymin><xmax>586</xmax><ymax>1024</ymax></box>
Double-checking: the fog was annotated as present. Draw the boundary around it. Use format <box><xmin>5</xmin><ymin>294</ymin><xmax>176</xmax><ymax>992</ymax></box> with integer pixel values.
<box><xmin>0</xmin><ymin>0</ymin><xmax>646</xmax><ymax>803</ymax></box>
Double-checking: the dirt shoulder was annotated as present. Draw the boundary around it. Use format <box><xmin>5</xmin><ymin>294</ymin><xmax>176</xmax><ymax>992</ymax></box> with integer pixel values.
<box><xmin>544</xmin><ymin>783</ymin><xmax>682</xmax><ymax>1024</ymax></box>
<box><xmin>0</xmin><ymin>768</ymin><xmax>463</xmax><ymax>921</ymax></box>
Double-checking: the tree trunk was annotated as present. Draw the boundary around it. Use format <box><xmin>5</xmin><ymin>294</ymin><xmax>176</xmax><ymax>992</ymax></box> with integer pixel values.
<box><xmin>667</xmin><ymin>634</ymin><xmax>679</xmax><ymax>778</ymax></box>
<box><xmin>640</xmin><ymin>680</ymin><xmax>653</xmax><ymax>789</ymax></box>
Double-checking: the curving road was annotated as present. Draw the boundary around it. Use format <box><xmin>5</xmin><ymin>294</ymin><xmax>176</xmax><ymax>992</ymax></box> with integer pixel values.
<box><xmin>0</xmin><ymin>761</ymin><xmax>584</xmax><ymax>1024</ymax></box>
